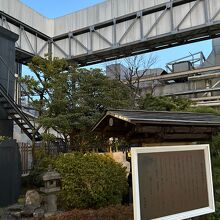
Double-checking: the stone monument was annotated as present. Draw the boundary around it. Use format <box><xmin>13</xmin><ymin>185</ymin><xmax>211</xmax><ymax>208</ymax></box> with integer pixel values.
<box><xmin>40</xmin><ymin>165</ymin><xmax>61</xmax><ymax>217</ymax></box>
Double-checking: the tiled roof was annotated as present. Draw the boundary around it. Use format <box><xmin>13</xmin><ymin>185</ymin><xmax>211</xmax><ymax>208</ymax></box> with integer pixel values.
<box><xmin>92</xmin><ymin>109</ymin><xmax>220</xmax><ymax>131</ymax></box>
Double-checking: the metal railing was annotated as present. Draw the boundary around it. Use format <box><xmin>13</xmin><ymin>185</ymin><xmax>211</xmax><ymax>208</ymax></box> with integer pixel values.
<box><xmin>166</xmin><ymin>52</ymin><xmax>206</xmax><ymax>73</ymax></box>
<box><xmin>0</xmin><ymin>83</ymin><xmax>41</xmax><ymax>140</ymax></box>
<box><xmin>0</xmin><ymin>55</ymin><xmax>36</xmax><ymax>110</ymax></box>
<box><xmin>0</xmin><ymin>56</ymin><xmax>42</xmax><ymax>140</ymax></box>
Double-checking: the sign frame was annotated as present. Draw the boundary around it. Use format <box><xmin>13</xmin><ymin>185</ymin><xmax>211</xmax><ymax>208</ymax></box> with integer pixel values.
<box><xmin>131</xmin><ymin>144</ymin><xmax>215</xmax><ymax>220</ymax></box>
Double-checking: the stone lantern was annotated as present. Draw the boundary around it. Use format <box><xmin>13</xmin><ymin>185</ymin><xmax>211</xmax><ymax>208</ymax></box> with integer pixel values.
<box><xmin>40</xmin><ymin>165</ymin><xmax>61</xmax><ymax>216</ymax></box>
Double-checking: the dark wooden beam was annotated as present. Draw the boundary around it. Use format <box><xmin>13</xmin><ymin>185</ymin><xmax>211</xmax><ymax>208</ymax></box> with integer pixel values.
<box><xmin>163</xmin><ymin>133</ymin><xmax>211</xmax><ymax>140</ymax></box>
<box><xmin>135</xmin><ymin>126</ymin><xmax>215</xmax><ymax>134</ymax></box>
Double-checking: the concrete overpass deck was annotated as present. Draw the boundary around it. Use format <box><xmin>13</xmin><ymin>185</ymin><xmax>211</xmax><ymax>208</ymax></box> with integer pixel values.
<box><xmin>1</xmin><ymin>0</ymin><xmax>220</xmax><ymax>65</ymax></box>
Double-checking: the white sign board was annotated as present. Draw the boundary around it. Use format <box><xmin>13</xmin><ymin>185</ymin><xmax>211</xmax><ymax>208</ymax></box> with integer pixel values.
<box><xmin>131</xmin><ymin>144</ymin><xmax>215</xmax><ymax>220</ymax></box>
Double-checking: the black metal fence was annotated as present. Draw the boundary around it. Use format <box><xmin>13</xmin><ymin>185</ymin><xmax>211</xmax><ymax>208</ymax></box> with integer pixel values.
<box><xmin>18</xmin><ymin>143</ymin><xmax>30</xmax><ymax>175</ymax></box>
<box><xmin>18</xmin><ymin>139</ymin><xmax>68</xmax><ymax>175</ymax></box>
<box><xmin>44</xmin><ymin>138</ymin><xmax>69</xmax><ymax>155</ymax></box>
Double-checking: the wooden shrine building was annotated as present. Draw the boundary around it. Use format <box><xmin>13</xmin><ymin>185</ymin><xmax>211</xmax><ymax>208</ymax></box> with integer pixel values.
<box><xmin>92</xmin><ymin>110</ymin><xmax>220</xmax><ymax>146</ymax></box>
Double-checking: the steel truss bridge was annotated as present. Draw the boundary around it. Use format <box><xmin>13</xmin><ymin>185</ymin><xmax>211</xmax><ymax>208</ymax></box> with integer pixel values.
<box><xmin>1</xmin><ymin>0</ymin><xmax>220</xmax><ymax>66</ymax></box>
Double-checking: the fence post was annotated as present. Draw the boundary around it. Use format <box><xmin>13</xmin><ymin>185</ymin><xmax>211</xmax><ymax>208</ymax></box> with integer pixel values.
<box><xmin>19</xmin><ymin>143</ymin><xmax>29</xmax><ymax>175</ymax></box>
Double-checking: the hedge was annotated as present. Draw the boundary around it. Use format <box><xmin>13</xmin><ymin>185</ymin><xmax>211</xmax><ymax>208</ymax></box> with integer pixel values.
<box><xmin>30</xmin><ymin>152</ymin><xmax>128</xmax><ymax>210</ymax></box>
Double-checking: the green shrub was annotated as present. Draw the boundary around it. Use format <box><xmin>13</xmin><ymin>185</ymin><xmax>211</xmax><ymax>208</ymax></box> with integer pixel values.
<box><xmin>140</xmin><ymin>94</ymin><xmax>192</xmax><ymax>111</ymax></box>
<box><xmin>28</xmin><ymin>151</ymin><xmax>54</xmax><ymax>187</ymax></box>
<box><xmin>207</xmin><ymin>162</ymin><xmax>220</xmax><ymax>219</ymax></box>
<box><xmin>54</xmin><ymin>153</ymin><xmax>128</xmax><ymax>210</ymax></box>
<box><xmin>207</xmin><ymin>133</ymin><xmax>220</xmax><ymax>219</ymax></box>
<box><xmin>188</xmin><ymin>106</ymin><xmax>220</xmax><ymax>116</ymax></box>
<box><xmin>0</xmin><ymin>136</ymin><xmax>9</xmax><ymax>142</ymax></box>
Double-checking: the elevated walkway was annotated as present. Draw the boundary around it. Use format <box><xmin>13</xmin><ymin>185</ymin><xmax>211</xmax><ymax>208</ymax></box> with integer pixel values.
<box><xmin>1</xmin><ymin>0</ymin><xmax>220</xmax><ymax>65</ymax></box>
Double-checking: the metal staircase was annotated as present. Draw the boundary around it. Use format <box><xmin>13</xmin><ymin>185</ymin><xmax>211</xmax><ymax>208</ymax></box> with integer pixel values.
<box><xmin>0</xmin><ymin>83</ymin><xmax>41</xmax><ymax>141</ymax></box>
<box><xmin>0</xmin><ymin>55</ymin><xmax>41</xmax><ymax>141</ymax></box>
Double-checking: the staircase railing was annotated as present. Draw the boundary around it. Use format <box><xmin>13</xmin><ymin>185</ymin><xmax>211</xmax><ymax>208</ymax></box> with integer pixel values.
<box><xmin>0</xmin><ymin>56</ymin><xmax>66</xmax><ymax>146</ymax></box>
<box><xmin>0</xmin><ymin>55</ymin><xmax>41</xmax><ymax>141</ymax></box>
<box><xmin>0</xmin><ymin>55</ymin><xmax>35</xmax><ymax>107</ymax></box>
<box><xmin>0</xmin><ymin>83</ymin><xmax>41</xmax><ymax>140</ymax></box>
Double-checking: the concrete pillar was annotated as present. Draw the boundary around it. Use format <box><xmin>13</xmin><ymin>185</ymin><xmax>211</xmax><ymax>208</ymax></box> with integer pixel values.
<box><xmin>0</xmin><ymin>27</ymin><xmax>19</xmax><ymax>138</ymax></box>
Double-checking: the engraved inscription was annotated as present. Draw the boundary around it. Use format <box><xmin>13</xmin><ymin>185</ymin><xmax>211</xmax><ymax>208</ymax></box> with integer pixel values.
<box><xmin>138</xmin><ymin>150</ymin><xmax>209</xmax><ymax>220</ymax></box>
